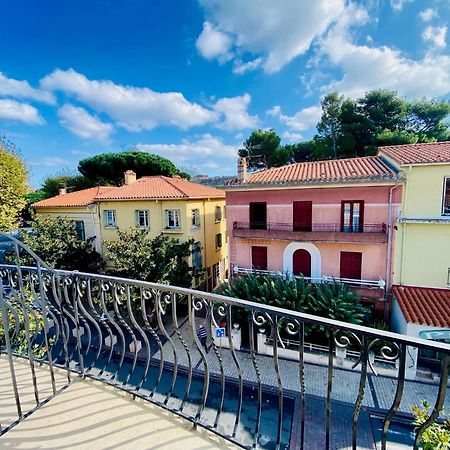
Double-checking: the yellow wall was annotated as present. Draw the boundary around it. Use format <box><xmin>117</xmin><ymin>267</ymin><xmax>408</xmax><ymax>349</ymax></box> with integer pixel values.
<box><xmin>389</xmin><ymin>163</ymin><xmax>450</xmax><ymax>288</ymax></box>
<box><xmin>98</xmin><ymin>198</ymin><xmax>228</xmax><ymax>287</ymax></box>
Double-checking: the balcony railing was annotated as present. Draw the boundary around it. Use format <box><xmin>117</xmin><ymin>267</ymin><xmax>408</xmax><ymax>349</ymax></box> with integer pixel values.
<box><xmin>233</xmin><ymin>221</ymin><xmax>387</xmax><ymax>233</ymax></box>
<box><xmin>0</xmin><ymin>233</ymin><xmax>449</xmax><ymax>450</ymax></box>
<box><xmin>233</xmin><ymin>266</ymin><xmax>386</xmax><ymax>289</ymax></box>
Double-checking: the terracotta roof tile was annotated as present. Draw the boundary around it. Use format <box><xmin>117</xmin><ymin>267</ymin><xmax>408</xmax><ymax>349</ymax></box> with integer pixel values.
<box><xmin>33</xmin><ymin>186</ymin><xmax>116</xmax><ymax>208</ymax></box>
<box><xmin>393</xmin><ymin>285</ymin><xmax>450</xmax><ymax>328</ymax></box>
<box><xmin>230</xmin><ymin>156</ymin><xmax>398</xmax><ymax>186</ymax></box>
<box><xmin>379</xmin><ymin>141</ymin><xmax>450</xmax><ymax>165</ymax></box>
<box><xmin>94</xmin><ymin>176</ymin><xmax>225</xmax><ymax>200</ymax></box>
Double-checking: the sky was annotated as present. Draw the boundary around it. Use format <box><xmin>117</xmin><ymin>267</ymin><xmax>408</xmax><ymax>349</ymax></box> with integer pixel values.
<box><xmin>0</xmin><ymin>0</ymin><xmax>449</xmax><ymax>187</ymax></box>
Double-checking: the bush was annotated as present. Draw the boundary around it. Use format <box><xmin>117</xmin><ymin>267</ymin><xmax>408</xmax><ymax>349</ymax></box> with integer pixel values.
<box><xmin>412</xmin><ymin>401</ymin><xmax>450</xmax><ymax>449</ymax></box>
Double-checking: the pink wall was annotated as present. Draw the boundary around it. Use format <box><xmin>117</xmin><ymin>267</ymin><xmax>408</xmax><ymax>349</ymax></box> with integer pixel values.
<box><xmin>226</xmin><ymin>184</ymin><xmax>401</xmax><ymax>282</ymax></box>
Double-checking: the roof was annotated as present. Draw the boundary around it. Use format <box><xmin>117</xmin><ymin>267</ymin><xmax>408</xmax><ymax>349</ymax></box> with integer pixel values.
<box><xmin>393</xmin><ymin>285</ymin><xmax>450</xmax><ymax>328</ymax></box>
<box><xmin>93</xmin><ymin>176</ymin><xmax>225</xmax><ymax>200</ymax></box>
<box><xmin>229</xmin><ymin>156</ymin><xmax>398</xmax><ymax>186</ymax></box>
<box><xmin>33</xmin><ymin>186</ymin><xmax>116</xmax><ymax>208</ymax></box>
<box><xmin>378</xmin><ymin>141</ymin><xmax>450</xmax><ymax>165</ymax></box>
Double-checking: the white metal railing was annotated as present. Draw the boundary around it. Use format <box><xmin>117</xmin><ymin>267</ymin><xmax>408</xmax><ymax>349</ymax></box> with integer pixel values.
<box><xmin>233</xmin><ymin>266</ymin><xmax>386</xmax><ymax>289</ymax></box>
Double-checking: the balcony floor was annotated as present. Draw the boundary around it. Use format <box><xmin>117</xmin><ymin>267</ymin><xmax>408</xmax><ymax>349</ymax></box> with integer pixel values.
<box><xmin>0</xmin><ymin>357</ymin><xmax>237</xmax><ymax>450</ymax></box>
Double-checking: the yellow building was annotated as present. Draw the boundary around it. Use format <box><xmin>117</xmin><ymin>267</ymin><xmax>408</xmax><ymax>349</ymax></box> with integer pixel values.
<box><xmin>94</xmin><ymin>172</ymin><xmax>227</xmax><ymax>290</ymax></box>
<box><xmin>34</xmin><ymin>172</ymin><xmax>227</xmax><ymax>290</ymax></box>
<box><xmin>379</xmin><ymin>142</ymin><xmax>450</xmax><ymax>289</ymax></box>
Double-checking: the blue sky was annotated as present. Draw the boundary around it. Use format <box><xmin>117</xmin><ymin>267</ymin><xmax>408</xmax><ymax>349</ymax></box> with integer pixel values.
<box><xmin>0</xmin><ymin>0</ymin><xmax>449</xmax><ymax>187</ymax></box>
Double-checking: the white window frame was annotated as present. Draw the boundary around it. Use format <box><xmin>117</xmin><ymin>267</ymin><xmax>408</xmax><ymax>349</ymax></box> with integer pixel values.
<box><xmin>165</xmin><ymin>209</ymin><xmax>181</xmax><ymax>229</ymax></box>
<box><xmin>442</xmin><ymin>177</ymin><xmax>450</xmax><ymax>216</ymax></box>
<box><xmin>215</xmin><ymin>206</ymin><xmax>222</xmax><ymax>223</ymax></box>
<box><xmin>104</xmin><ymin>210</ymin><xmax>116</xmax><ymax>227</ymax></box>
<box><xmin>191</xmin><ymin>209</ymin><xmax>200</xmax><ymax>228</ymax></box>
<box><xmin>136</xmin><ymin>210</ymin><xmax>149</xmax><ymax>228</ymax></box>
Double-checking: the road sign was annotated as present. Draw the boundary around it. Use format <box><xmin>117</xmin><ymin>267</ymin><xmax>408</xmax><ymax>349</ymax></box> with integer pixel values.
<box><xmin>215</xmin><ymin>327</ymin><xmax>226</xmax><ymax>338</ymax></box>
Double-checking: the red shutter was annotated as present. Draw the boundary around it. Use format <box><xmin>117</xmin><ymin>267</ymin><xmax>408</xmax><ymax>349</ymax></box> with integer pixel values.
<box><xmin>293</xmin><ymin>249</ymin><xmax>311</xmax><ymax>277</ymax></box>
<box><xmin>340</xmin><ymin>252</ymin><xmax>362</xmax><ymax>279</ymax></box>
<box><xmin>251</xmin><ymin>246</ymin><xmax>268</xmax><ymax>270</ymax></box>
<box><xmin>293</xmin><ymin>201</ymin><xmax>312</xmax><ymax>231</ymax></box>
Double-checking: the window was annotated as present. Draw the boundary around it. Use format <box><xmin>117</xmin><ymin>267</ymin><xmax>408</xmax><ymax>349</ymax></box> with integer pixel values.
<box><xmin>74</xmin><ymin>221</ymin><xmax>85</xmax><ymax>241</ymax></box>
<box><xmin>191</xmin><ymin>209</ymin><xmax>200</xmax><ymax>228</ymax></box>
<box><xmin>104</xmin><ymin>210</ymin><xmax>116</xmax><ymax>227</ymax></box>
<box><xmin>252</xmin><ymin>246</ymin><xmax>267</xmax><ymax>270</ymax></box>
<box><xmin>215</xmin><ymin>233</ymin><xmax>222</xmax><ymax>249</ymax></box>
<box><xmin>192</xmin><ymin>241</ymin><xmax>202</xmax><ymax>269</ymax></box>
<box><xmin>249</xmin><ymin>202</ymin><xmax>267</xmax><ymax>230</ymax></box>
<box><xmin>341</xmin><ymin>201</ymin><xmax>364</xmax><ymax>232</ymax></box>
<box><xmin>215</xmin><ymin>206</ymin><xmax>222</xmax><ymax>222</ymax></box>
<box><xmin>136</xmin><ymin>210</ymin><xmax>149</xmax><ymax>228</ymax></box>
<box><xmin>443</xmin><ymin>177</ymin><xmax>450</xmax><ymax>215</ymax></box>
<box><xmin>340</xmin><ymin>252</ymin><xmax>362</xmax><ymax>280</ymax></box>
<box><xmin>165</xmin><ymin>210</ymin><xmax>181</xmax><ymax>229</ymax></box>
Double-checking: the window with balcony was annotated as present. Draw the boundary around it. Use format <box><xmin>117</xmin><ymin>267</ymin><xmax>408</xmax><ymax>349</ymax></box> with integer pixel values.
<box><xmin>341</xmin><ymin>201</ymin><xmax>364</xmax><ymax>232</ymax></box>
<box><xmin>135</xmin><ymin>210</ymin><xmax>149</xmax><ymax>228</ymax></box>
<box><xmin>215</xmin><ymin>233</ymin><xmax>222</xmax><ymax>249</ymax></box>
<box><xmin>251</xmin><ymin>246</ymin><xmax>268</xmax><ymax>270</ymax></box>
<box><xmin>165</xmin><ymin>210</ymin><xmax>181</xmax><ymax>229</ymax></box>
<box><xmin>340</xmin><ymin>251</ymin><xmax>362</xmax><ymax>280</ymax></box>
<box><xmin>191</xmin><ymin>209</ymin><xmax>200</xmax><ymax>228</ymax></box>
<box><xmin>293</xmin><ymin>201</ymin><xmax>312</xmax><ymax>231</ymax></box>
<box><xmin>443</xmin><ymin>177</ymin><xmax>450</xmax><ymax>215</ymax></box>
<box><xmin>74</xmin><ymin>221</ymin><xmax>85</xmax><ymax>241</ymax></box>
<box><xmin>104</xmin><ymin>210</ymin><xmax>116</xmax><ymax>227</ymax></box>
<box><xmin>249</xmin><ymin>202</ymin><xmax>267</xmax><ymax>230</ymax></box>
<box><xmin>215</xmin><ymin>206</ymin><xmax>222</xmax><ymax>222</ymax></box>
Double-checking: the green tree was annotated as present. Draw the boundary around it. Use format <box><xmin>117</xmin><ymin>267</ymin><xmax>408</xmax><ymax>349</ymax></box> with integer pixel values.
<box><xmin>104</xmin><ymin>229</ymin><xmax>197</xmax><ymax>287</ymax></box>
<box><xmin>78</xmin><ymin>151</ymin><xmax>185</xmax><ymax>186</ymax></box>
<box><xmin>408</xmin><ymin>99</ymin><xmax>450</xmax><ymax>142</ymax></box>
<box><xmin>317</xmin><ymin>92</ymin><xmax>344</xmax><ymax>158</ymax></box>
<box><xmin>0</xmin><ymin>138</ymin><xmax>28</xmax><ymax>231</ymax></box>
<box><xmin>41</xmin><ymin>172</ymin><xmax>97</xmax><ymax>198</ymax></box>
<box><xmin>239</xmin><ymin>129</ymin><xmax>292</xmax><ymax>169</ymax></box>
<box><xmin>13</xmin><ymin>215</ymin><xmax>104</xmax><ymax>272</ymax></box>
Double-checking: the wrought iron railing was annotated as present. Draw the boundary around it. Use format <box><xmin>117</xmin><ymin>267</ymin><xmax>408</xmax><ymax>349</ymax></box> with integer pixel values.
<box><xmin>233</xmin><ymin>266</ymin><xmax>386</xmax><ymax>289</ymax></box>
<box><xmin>0</xmin><ymin>233</ymin><xmax>449</xmax><ymax>449</ymax></box>
<box><xmin>233</xmin><ymin>221</ymin><xmax>387</xmax><ymax>234</ymax></box>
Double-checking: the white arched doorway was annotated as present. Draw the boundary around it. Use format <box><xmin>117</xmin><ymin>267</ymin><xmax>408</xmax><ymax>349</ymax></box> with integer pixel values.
<box><xmin>282</xmin><ymin>242</ymin><xmax>321</xmax><ymax>280</ymax></box>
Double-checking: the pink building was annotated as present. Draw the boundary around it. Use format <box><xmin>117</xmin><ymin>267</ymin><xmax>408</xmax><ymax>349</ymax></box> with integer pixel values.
<box><xmin>226</xmin><ymin>155</ymin><xmax>403</xmax><ymax>312</ymax></box>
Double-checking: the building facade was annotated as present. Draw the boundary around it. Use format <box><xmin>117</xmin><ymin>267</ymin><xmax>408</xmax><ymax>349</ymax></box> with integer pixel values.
<box><xmin>226</xmin><ymin>156</ymin><xmax>402</xmax><ymax>312</ymax></box>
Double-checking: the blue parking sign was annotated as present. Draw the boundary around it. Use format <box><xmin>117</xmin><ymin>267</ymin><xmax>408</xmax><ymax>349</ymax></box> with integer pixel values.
<box><xmin>215</xmin><ymin>327</ymin><xmax>226</xmax><ymax>338</ymax></box>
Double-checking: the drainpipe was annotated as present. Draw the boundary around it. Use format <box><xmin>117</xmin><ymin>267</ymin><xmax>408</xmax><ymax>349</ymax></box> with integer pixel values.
<box><xmin>385</xmin><ymin>183</ymin><xmax>401</xmax><ymax>321</ymax></box>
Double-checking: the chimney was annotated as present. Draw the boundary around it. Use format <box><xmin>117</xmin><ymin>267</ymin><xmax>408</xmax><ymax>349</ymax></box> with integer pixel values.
<box><xmin>124</xmin><ymin>170</ymin><xmax>137</xmax><ymax>185</ymax></box>
<box><xmin>59</xmin><ymin>188</ymin><xmax>67</xmax><ymax>195</ymax></box>
<box><xmin>237</xmin><ymin>157</ymin><xmax>247</xmax><ymax>182</ymax></box>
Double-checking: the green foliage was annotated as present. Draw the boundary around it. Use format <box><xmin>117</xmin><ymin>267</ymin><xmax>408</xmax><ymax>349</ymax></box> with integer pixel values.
<box><xmin>104</xmin><ymin>229</ymin><xmax>197</xmax><ymax>287</ymax></box>
<box><xmin>0</xmin><ymin>138</ymin><xmax>28</xmax><ymax>231</ymax></box>
<box><xmin>78</xmin><ymin>151</ymin><xmax>184</xmax><ymax>185</ymax></box>
<box><xmin>412</xmin><ymin>401</ymin><xmax>450</xmax><ymax>449</ymax></box>
<box><xmin>317</xmin><ymin>92</ymin><xmax>344</xmax><ymax>158</ymax></box>
<box><xmin>216</xmin><ymin>274</ymin><xmax>368</xmax><ymax>328</ymax></box>
<box><xmin>11</xmin><ymin>215</ymin><xmax>104</xmax><ymax>272</ymax></box>
<box><xmin>41</xmin><ymin>172</ymin><xmax>97</xmax><ymax>198</ymax></box>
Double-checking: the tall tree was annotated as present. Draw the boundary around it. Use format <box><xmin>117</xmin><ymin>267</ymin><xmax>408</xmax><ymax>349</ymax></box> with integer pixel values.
<box><xmin>0</xmin><ymin>138</ymin><xmax>28</xmax><ymax>231</ymax></box>
<box><xmin>317</xmin><ymin>93</ymin><xmax>344</xmax><ymax>158</ymax></box>
<box><xmin>78</xmin><ymin>151</ymin><xmax>185</xmax><ymax>185</ymax></box>
<box><xmin>408</xmin><ymin>99</ymin><xmax>450</xmax><ymax>141</ymax></box>
<box><xmin>239</xmin><ymin>129</ymin><xmax>292</xmax><ymax>169</ymax></box>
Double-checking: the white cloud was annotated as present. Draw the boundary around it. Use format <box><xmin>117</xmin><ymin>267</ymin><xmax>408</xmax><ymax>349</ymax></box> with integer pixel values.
<box><xmin>197</xmin><ymin>0</ymin><xmax>345</xmax><ymax>73</ymax></box>
<box><xmin>0</xmin><ymin>72</ymin><xmax>55</xmax><ymax>104</ymax></box>
<box><xmin>195</xmin><ymin>21</ymin><xmax>233</xmax><ymax>61</ymax></box>
<box><xmin>318</xmin><ymin>4</ymin><xmax>450</xmax><ymax>98</ymax></box>
<box><xmin>41</xmin><ymin>68</ymin><xmax>217</xmax><ymax>131</ymax></box>
<box><xmin>137</xmin><ymin>134</ymin><xmax>237</xmax><ymax>167</ymax></box>
<box><xmin>268</xmin><ymin>104</ymin><xmax>321</xmax><ymax>131</ymax></box>
<box><xmin>30</xmin><ymin>156</ymin><xmax>68</xmax><ymax>167</ymax></box>
<box><xmin>282</xmin><ymin>131</ymin><xmax>303</xmax><ymax>143</ymax></box>
<box><xmin>419</xmin><ymin>8</ymin><xmax>438</xmax><ymax>22</ymax></box>
<box><xmin>58</xmin><ymin>104</ymin><xmax>114</xmax><ymax>143</ymax></box>
<box><xmin>0</xmin><ymin>99</ymin><xmax>44</xmax><ymax>124</ymax></box>
<box><xmin>422</xmin><ymin>25</ymin><xmax>447</xmax><ymax>49</ymax></box>
<box><xmin>233</xmin><ymin>57</ymin><xmax>264</xmax><ymax>75</ymax></box>
<box><xmin>213</xmin><ymin>93</ymin><xmax>258</xmax><ymax>130</ymax></box>
<box><xmin>390</xmin><ymin>0</ymin><xmax>413</xmax><ymax>12</ymax></box>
